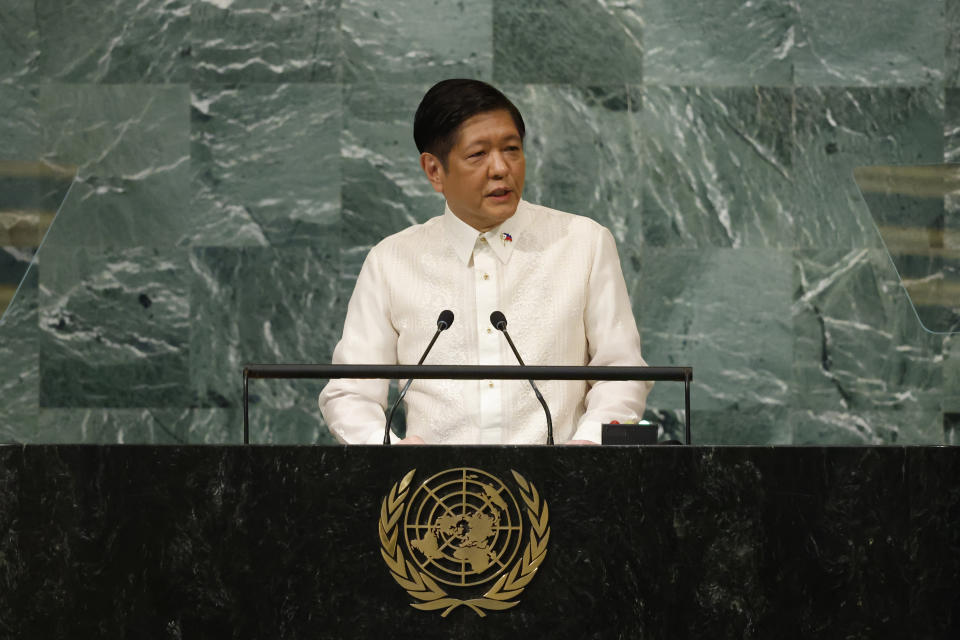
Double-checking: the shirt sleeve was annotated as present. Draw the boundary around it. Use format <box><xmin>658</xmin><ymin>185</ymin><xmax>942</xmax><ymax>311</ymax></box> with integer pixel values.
<box><xmin>318</xmin><ymin>246</ymin><xmax>400</xmax><ymax>444</ymax></box>
<box><xmin>571</xmin><ymin>225</ymin><xmax>653</xmax><ymax>444</ymax></box>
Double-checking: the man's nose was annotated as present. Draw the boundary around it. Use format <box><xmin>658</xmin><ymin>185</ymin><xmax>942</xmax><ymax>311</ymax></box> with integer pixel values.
<box><xmin>487</xmin><ymin>151</ymin><xmax>509</xmax><ymax>177</ymax></box>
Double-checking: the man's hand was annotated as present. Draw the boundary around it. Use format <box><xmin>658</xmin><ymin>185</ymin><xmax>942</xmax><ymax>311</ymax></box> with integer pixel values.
<box><xmin>564</xmin><ymin>439</ymin><xmax>599</xmax><ymax>445</ymax></box>
<box><xmin>396</xmin><ymin>435</ymin><xmax>426</xmax><ymax>445</ymax></box>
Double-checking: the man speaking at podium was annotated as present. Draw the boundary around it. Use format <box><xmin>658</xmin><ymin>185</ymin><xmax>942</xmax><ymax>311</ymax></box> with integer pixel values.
<box><xmin>319</xmin><ymin>79</ymin><xmax>651</xmax><ymax>445</ymax></box>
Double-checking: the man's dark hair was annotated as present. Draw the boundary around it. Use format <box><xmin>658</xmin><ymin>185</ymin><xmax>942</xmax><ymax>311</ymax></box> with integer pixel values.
<box><xmin>414</xmin><ymin>79</ymin><xmax>525</xmax><ymax>167</ymax></box>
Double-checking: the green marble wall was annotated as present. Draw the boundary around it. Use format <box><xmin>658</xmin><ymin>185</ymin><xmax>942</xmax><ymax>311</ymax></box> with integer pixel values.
<box><xmin>0</xmin><ymin>0</ymin><xmax>957</xmax><ymax>445</ymax></box>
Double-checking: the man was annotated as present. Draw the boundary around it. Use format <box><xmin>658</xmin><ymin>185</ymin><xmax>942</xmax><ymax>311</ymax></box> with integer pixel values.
<box><xmin>319</xmin><ymin>79</ymin><xmax>650</xmax><ymax>445</ymax></box>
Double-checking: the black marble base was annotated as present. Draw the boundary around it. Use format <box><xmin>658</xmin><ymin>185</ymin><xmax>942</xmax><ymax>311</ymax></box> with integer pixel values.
<box><xmin>1</xmin><ymin>445</ymin><xmax>957</xmax><ymax>639</ymax></box>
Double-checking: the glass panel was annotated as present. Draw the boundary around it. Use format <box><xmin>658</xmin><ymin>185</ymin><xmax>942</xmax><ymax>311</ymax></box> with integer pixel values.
<box><xmin>855</xmin><ymin>164</ymin><xmax>960</xmax><ymax>334</ymax></box>
<box><xmin>0</xmin><ymin>160</ymin><xmax>75</xmax><ymax>324</ymax></box>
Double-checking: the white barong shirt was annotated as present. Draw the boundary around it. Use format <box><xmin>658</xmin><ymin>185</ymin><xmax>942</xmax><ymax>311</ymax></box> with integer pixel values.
<box><xmin>318</xmin><ymin>199</ymin><xmax>651</xmax><ymax>444</ymax></box>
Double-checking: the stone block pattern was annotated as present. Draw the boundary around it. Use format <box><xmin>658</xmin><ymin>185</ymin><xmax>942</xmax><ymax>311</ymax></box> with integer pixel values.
<box><xmin>0</xmin><ymin>0</ymin><xmax>955</xmax><ymax>444</ymax></box>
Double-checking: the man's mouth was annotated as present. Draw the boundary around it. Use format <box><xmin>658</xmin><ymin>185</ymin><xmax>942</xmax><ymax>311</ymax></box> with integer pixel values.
<box><xmin>486</xmin><ymin>188</ymin><xmax>512</xmax><ymax>198</ymax></box>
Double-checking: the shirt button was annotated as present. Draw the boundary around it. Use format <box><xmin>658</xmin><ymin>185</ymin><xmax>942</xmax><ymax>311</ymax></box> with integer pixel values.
<box><xmin>488</xmin><ymin>381</ymin><xmax>494</xmax><ymax>388</ymax></box>
<box><xmin>479</xmin><ymin>237</ymin><xmax>487</xmax><ymax>243</ymax></box>
<box><xmin>486</xmin><ymin>327</ymin><xmax>492</xmax><ymax>334</ymax></box>
<box><xmin>482</xmin><ymin>273</ymin><xmax>490</xmax><ymax>280</ymax></box>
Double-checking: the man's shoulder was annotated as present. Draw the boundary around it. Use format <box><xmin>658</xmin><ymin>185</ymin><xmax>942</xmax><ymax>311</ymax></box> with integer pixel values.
<box><xmin>521</xmin><ymin>201</ymin><xmax>610</xmax><ymax>238</ymax></box>
<box><xmin>368</xmin><ymin>214</ymin><xmax>444</xmax><ymax>255</ymax></box>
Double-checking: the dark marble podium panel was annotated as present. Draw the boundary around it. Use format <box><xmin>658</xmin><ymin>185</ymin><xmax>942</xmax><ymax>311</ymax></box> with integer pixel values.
<box><xmin>0</xmin><ymin>445</ymin><xmax>957</xmax><ymax>639</ymax></box>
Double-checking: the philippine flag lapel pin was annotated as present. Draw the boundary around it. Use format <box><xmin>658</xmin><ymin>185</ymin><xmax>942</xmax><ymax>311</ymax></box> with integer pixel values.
<box><xmin>500</xmin><ymin>232</ymin><xmax>513</xmax><ymax>245</ymax></box>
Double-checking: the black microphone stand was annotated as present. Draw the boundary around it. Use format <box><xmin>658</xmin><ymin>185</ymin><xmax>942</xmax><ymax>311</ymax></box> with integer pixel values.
<box><xmin>383</xmin><ymin>311</ymin><xmax>454</xmax><ymax>444</ymax></box>
<box><xmin>491</xmin><ymin>312</ymin><xmax>555</xmax><ymax>445</ymax></box>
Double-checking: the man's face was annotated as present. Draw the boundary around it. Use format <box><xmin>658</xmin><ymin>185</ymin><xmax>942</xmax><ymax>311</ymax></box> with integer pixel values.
<box><xmin>420</xmin><ymin>109</ymin><xmax>526</xmax><ymax>232</ymax></box>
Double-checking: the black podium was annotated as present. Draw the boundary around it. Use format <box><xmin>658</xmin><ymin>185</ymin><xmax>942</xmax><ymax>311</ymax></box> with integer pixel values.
<box><xmin>1</xmin><ymin>445</ymin><xmax>957</xmax><ymax>638</ymax></box>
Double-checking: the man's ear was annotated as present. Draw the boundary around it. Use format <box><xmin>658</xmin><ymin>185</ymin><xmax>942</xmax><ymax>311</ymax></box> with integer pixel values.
<box><xmin>420</xmin><ymin>152</ymin><xmax>445</xmax><ymax>194</ymax></box>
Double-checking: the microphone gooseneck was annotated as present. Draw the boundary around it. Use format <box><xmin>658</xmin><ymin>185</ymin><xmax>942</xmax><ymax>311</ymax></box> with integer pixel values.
<box><xmin>489</xmin><ymin>310</ymin><xmax>555</xmax><ymax>445</ymax></box>
<box><xmin>383</xmin><ymin>310</ymin><xmax>455</xmax><ymax>444</ymax></box>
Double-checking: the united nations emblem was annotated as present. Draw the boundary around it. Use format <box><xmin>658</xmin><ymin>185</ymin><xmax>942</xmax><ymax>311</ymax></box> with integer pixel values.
<box><xmin>378</xmin><ymin>467</ymin><xmax>550</xmax><ymax>617</ymax></box>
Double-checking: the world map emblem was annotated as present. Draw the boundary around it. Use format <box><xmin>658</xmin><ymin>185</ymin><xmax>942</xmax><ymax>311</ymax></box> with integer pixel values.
<box><xmin>378</xmin><ymin>467</ymin><xmax>550</xmax><ymax>617</ymax></box>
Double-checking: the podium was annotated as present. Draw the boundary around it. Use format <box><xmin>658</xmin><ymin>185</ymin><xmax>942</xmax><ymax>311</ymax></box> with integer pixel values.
<box><xmin>1</xmin><ymin>445</ymin><xmax>957</xmax><ymax>638</ymax></box>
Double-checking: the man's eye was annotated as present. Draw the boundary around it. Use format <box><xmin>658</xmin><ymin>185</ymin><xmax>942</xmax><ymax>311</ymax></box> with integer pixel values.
<box><xmin>470</xmin><ymin>151</ymin><xmax>485</xmax><ymax>158</ymax></box>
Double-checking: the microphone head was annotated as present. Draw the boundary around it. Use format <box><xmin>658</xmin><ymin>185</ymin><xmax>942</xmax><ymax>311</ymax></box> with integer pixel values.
<box><xmin>437</xmin><ymin>309</ymin><xmax>454</xmax><ymax>330</ymax></box>
<box><xmin>490</xmin><ymin>310</ymin><xmax>507</xmax><ymax>331</ymax></box>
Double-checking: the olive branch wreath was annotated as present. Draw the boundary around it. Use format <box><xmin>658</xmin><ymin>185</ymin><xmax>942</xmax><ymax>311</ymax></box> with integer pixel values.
<box><xmin>378</xmin><ymin>469</ymin><xmax>550</xmax><ymax>618</ymax></box>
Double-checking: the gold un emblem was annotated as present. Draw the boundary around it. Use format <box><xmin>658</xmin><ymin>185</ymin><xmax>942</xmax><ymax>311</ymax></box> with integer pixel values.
<box><xmin>379</xmin><ymin>467</ymin><xmax>550</xmax><ymax>617</ymax></box>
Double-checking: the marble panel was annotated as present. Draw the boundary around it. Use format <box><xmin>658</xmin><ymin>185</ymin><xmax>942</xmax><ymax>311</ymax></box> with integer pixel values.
<box><xmin>0</xmin><ymin>174</ymin><xmax>59</xmax><ymax>220</ymax></box>
<box><xmin>191</xmin><ymin>0</ymin><xmax>340</xmax><ymax>83</ymax></box>
<box><xmin>0</xmin><ymin>247</ymin><xmax>33</xmax><ymax>292</ymax></box>
<box><xmin>38</xmin><ymin>247</ymin><xmax>190</xmax><ymax>408</ymax></box>
<box><xmin>643</xmin><ymin>0</ymin><xmax>795</xmax><ymax>86</ymax></box>
<box><xmin>246</xmin><ymin>400</ymin><xmax>331</xmax><ymax>444</ymax></box>
<box><xmin>36</xmin><ymin>0</ymin><xmax>190</xmax><ymax>83</ymax></box>
<box><xmin>493</xmin><ymin>0</ymin><xmax>643</xmax><ymax>84</ymax></box>
<box><xmin>790</xmin><ymin>408</ymin><xmax>944</xmax><ymax>445</ymax></box>
<box><xmin>637</xmin><ymin>248</ymin><xmax>793</xmax><ymax>412</ymax></box>
<box><xmin>949</xmin><ymin>0</ymin><xmax>960</xmax><ymax>87</ymax></box>
<box><xmin>190</xmin><ymin>84</ymin><xmax>341</xmax><ymax>247</ymax></box>
<box><xmin>0</xmin><ymin>0</ymin><xmax>39</xmax><ymax>83</ymax></box>
<box><xmin>945</xmin><ymin>334</ymin><xmax>960</xmax><ymax>424</ymax></box>
<box><xmin>0</xmin><ymin>192</ymin><xmax>40</xmax><ymax>248</ymax></box>
<box><xmin>337</xmin><ymin>247</ymin><xmax>368</xmax><ymax>312</ymax></box>
<box><xmin>0</xmin><ymin>167</ymin><xmax>70</xmax><ymax>252</ymax></box>
<box><xmin>792</xmin><ymin>248</ymin><xmax>944</xmax><ymax>413</ymax></box>
<box><xmin>187</xmin><ymin>246</ymin><xmax>241</xmax><ymax>409</ymax></box>
<box><xmin>38</xmin><ymin>84</ymin><xmax>189</xmax><ymax>179</ymax></box>
<box><xmin>643</xmin><ymin>405</ymin><xmax>791</xmax><ymax>445</ymax></box>
<box><xmin>0</xmin><ymin>246</ymin><xmax>33</xmax><ymax>324</ymax></box>
<box><xmin>690</xmin><ymin>406</ymin><xmax>792</xmax><ymax>445</ymax></box>
<box><xmin>505</xmin><ymin>85</ymin><xmax>644</xmax><ymax>244</ymax></box>
<box><xmin>949</xmin><ymin>93</ymin><xmax>960</xmax><ymax>311</ymax></box>
<box><xmin>0</xmin><ymin>213</ymin><xmax>46</xmax><ymax>249</ymax></box>
<box><xmin>37</xmin><ymin>171</ymin><xmax>191</xmax><ymax>253</ymax></box>
<box><xmin>642</xmin><ymin>86</ymin><xmax>793</xmax><ymax>248</ymax></box>
<box><xmin>35</xmin><ymin>408</ymin><xmax>238</xmax><ymax>444</ymax></box>
<box><xmin>340</xmin><ymin>83</ymin><xmax>438</xmax><ymax>258</ymax></box>
<box><xmin>948</xmin><ymin>89</ymin><xmax>960</xmax><ymax>163</ymax></box>
<box><xmin>0</xmin><ymin>168</ymin><xmax>72</xmax><ymax>244</ymax></box>
<box><xmin>793</xmin><ymin>0</ymin><xmax>944</xmax><ymax>86</ymax></box>
<box><xmin>793</xmin><ymin>87</ymin><xmax>943</xmax><ymax>249</ymax></box>
<box><xmin>0</xmin><ymin>263</ymin><xmax>38</xmax><ymax>442</ymax></box>
<box><xmin>237</xmin><ymin>246</ymin><xmax>341</xmax><ymax>444</ymax></box>
<box><xmin>619</xmin><ymin>240</ymin><xmax>645</xmax><ymax>340</ymax></box>
<box><xmin>188</xmin><ymin>244</ymin><xmax>342</xmax><ymax>419</ymax></box>
<box><xmin>944</xmin><ymin>406</ymin><xmax>959</xmax><ymax>444</ymax></box>
<box><xmin>0</xmin><ymin>86</ymin><xmax>40</xmax><ymax>160</ymax></box>
<box><xmin>341</xmin><ymin>0</ymin><xmax>492</xmax><ymax>83</ymax></box>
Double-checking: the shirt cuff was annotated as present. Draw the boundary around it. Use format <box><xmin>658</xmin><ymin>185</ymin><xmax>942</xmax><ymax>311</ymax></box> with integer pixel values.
<box><xmin>362</xmin><ymin>428</ymin><xmax>397</xmax><ymax>445</ymax></box>
<box><xmin>571</xmin><ymin>420</ymin><xmax>603</xmax><ymax>445</ymax></box>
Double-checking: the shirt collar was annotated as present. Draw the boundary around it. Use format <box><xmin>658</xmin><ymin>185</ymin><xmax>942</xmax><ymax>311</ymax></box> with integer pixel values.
<box><xmin>442</xmin><ymin>200</ymin><xmax>532</xmax><ymax>266</ymax></box>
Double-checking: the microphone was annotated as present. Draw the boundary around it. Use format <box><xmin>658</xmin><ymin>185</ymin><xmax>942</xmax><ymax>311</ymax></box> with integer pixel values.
<box><xmin>490</xmin><ymin>311</ymin><xmax>555</xmax><ymax>445</ymax></box>
<box><xmin>383</xmin><ymin>310</ymin><xmax>454</xmax><ymax>444</ymax></box>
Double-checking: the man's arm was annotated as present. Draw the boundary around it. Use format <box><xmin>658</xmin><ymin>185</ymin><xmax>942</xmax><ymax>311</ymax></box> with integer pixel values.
<box><xmin>319</xmin><ymin>248</ymin><xmax>399</xmax><ymax>444</ymax></box>
<box><xmin>570</xmin><ymin>225</ymin><xmax>653</xmax><ymax>444</ymax></box>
